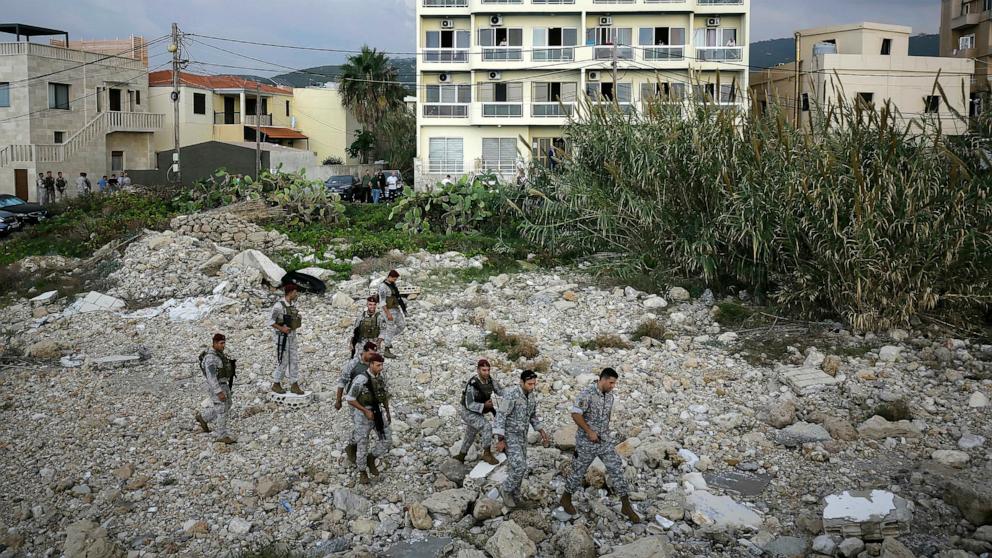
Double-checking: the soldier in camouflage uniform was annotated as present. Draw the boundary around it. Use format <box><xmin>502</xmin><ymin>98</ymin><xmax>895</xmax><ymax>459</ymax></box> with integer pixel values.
<box><xmin>269</xmin><ymin>284</ymin><xmax>304</xmax><ymax>395</ymax></box>
<box><xmin>336</xmin><ymin>341</ymin><xmax>379</xmax><ymax>464</ymax></box>
<box><xmin>377</xmin><ymin>270</ymin><xmax>406</xmax><ymax>359</ymax></box>
<box><xmin>350</xmin><ymin>297</ymin><xmax>386</xmax><ymax>357</ymax></box>
<box><xmin>493</xmin><ymin>370</ymin><xmax>550</xmax><ymax>508</ymax></box>
<box><xmin>193</xmin><ymin>333</ymin><xmax>236</xmax><ymax>444</ymax></box>
<box><xmin>560</xmin><ymin>367</ymin><xmax>640</xmax><ymax>522</ymax></box>
<box><xmin>455</xmin><ymin>359</ymin><xmax>501</xmax><ymax>465</ymax></box>
<box><xmin>345</xmin><ymin>353</ymin><xmax>392</xmax><ymax>485</ymax></box>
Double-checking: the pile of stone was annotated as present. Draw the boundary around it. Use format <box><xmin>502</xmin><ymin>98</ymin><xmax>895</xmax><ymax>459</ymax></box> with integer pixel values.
<box><xmin>170</xmin><ymin>211</ymin><xmax>298</xmax><ymax>253</ymax></box>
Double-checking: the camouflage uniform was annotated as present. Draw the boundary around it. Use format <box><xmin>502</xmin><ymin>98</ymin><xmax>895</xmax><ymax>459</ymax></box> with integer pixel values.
<box><xmin>493</xmin><ymin>385</ymin><xmax>543</xmax><ymax>498</ymax></box>
<box><xmin>268</xmin><ymin>298</ymin><xmax>301</xmax><ymax>384</ymax></box>
<box><xmin>338</xmin><ymin>354</ymin><xmax>370</xmax><ymax>392</ymax></box>
<box><xmin>200</xmin><ymin>348</ymin><xmax>233</xmax><ymax>439</ymax></box>
<box><xmin>377</xmin><ymin>282</ymin><xmax>406</xmax><ymax>347</ymax></box>
<box><xmin>345</xmin><ymin>370</ymin><xmax>392</xmax><ymax>473</ymax></box>
<box><xmin>352</xmin><ymin>309</ymin><xmax>386</xmax><ymax>354</ymax></box>
<box><xmin>564</xmin><ymin>383</ymin><xmax>629</xmax><ymax>497</ymax></box>
<box><xmin>459</xmin><ymin>374</ymin><xmax>501</xmax><ymax>456</ymax></box>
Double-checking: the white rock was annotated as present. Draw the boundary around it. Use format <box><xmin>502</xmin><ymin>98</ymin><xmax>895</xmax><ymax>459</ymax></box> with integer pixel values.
<box><xmin>643</xmin><ymin>296</ymin><xmax>668</xmax><ymax>309</ymax></box>
<box><xmin>686</xmin><ymin>490</ymin><xmax>763</xmax><ymax>532</ymax></box>
<box><xmin>332</xmin><ymin>292</ymin><xmax>352</xmax><ymax>308</ymax></box>
<box><xmin>30</xmin><ymin>290</ymin><xmax>58</xmax><ymax>306</ymax></box>
<box><xmin>229</xmin><ymin>249</ymin><xmax>286</xmax><ymax>286</ymax></box>
<box><xmin>968</xmin><ymin>392</ymin><xmax>989</xmax><ymax>408</ymax></box>
<box><xmin>668</xmin><ymin>287</ymin><xmax>691</xmax><ymax>302</ymax></box>
<box><xmin>438</xmin><ymin>405</ymin><xmax>457</xmax><ymax>418</ymax></box>
<box><xmin>228</xmin><ymin>518</ymin><xmax>252</xmax><ymax>534</ymax></box>
<box><xmin>958</xmin><ymin>434</ymin><xmax>986</xmax><ymax>450</ymax></box>
<box><xmin>877</xmin><ymin>346</ymin><xmax>902</xmax><ymax>363</ymax></box>
<box><xmin>931</xmin><ymin>449</ymin><xmax>970</xmax><ymax>468</ymax></box>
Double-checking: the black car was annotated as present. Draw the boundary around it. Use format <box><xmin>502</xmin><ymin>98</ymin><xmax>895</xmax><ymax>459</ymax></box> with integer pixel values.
<box><xmin>0</xmin><ymin>210</ymin><xmax>23</xmax><ymax>236</ymax></box>
<box><xmin>324</xmin><ymin>175</ymin><xmax>359</xmax><ymax>201</ymax></box>
<box><xmin>0</xmin><ymin>195</ymin><xmax>49</xmax><ymax>223</ymax></box>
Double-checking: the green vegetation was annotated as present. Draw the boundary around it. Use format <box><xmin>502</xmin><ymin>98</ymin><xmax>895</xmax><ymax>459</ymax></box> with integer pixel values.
<box><xmin>485</xmin><ymin>325</ymin><xmax>540</xmax><ymax>360</ymax></box>
<box><xmin>578</xmin><ymin>334</ymin><xmax>633</xmax><ymax>351</ymax></box>
<box><xmin>631</xmin><ymin>319</ymin><xmax>666</xmax><ymax>342</ymax></box>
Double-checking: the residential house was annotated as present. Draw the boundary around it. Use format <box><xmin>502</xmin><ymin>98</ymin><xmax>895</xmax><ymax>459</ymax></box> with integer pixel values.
<box><xmin>940</xmin><ymin>0</ymin><xmax>992</xmax><ymax>113</ymax></box>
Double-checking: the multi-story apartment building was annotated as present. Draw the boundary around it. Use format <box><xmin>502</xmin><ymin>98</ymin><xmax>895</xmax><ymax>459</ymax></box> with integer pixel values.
<box><xmin>750</xmin><ymin>23</ymin><xmax>974</xmax><ymax>134</ymax></box>
<box><xmin>149</xmin><ymin>71</ymin><xmax>360</xmax><ymax>165</ymax></box>
<box><xmin>0</xmin><ymin>24</ymin><xmax>163</xmax><ymax>200</ymax></box>
<box><xmin>940</xmin><ymin>0</ymin><xmax>992</xmax><ymax>111</ymax></box>
<box><xmin>414</xmin><ymin>0</ymin><xmax>750</xmax><ymax>187</ymax></box>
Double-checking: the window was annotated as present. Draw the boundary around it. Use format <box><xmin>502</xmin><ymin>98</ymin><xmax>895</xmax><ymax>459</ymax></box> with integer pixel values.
<box><xmin>424</xmin><ymin>84</ymin><xmax>472</xmax><ymax>117</ymax></box>
<box><xmin>588</xmin><ymin>27</ymin><xmax>633</xmax><ymax>59</ymax></box>
<box><xmin>285</xmin><ymin>100</ymin><xmax>290</xmax><ymax>117</ymax></box>
<box><xmin>801</xmin><ymin>93</ymin><xmax>810</xmax><ymax>112</ymax></box>
<box><xmin>428</xmin><ymin>137</ymin><xmax>463</xmax><ymax>173</ymax></box>
<box><xmin>961</xmin><ymin>34</ymin><xmax>976</xmax><ymax>50</ymax></box>
<box><xmin>533</xmin><ymin>137</ymin><xmax>566</xmax><ymax>168</ymax></box>
<box><xmin>586</xmin><ymin>82</ymin><xmax>632</xmax><ymax>103</ymax></box>
<box><xmin>857</xmin><ymin>92</ymin><xmax>875</xmax><ymax>106</ymax></box>
<box><xmin>193</xmin><ymin>92</ymin><xmax>206</xmax><ymax>115</ymax></box>
<box><xmin>425</xmin><ymin>30</ymin><xmax>470</xmax><ymax>61</ymax></box>
<box><xmin>111</xmin><ymin>151</ymin><xmax>124</xmax><ymax>171</ymax></box>
<box><xmin>478</xmin><ymin>28</ymin><xmax>523</xmax><ymax>47</ymax></box>
<box><xmin>0</xmin><ymin>82</ymin><xmax>8</xmax><ymax>107</ymax></box>
<box><xmin>54</xmin><ymin>131</ymin><xmax>65</xmax><ymax>144</ymax></box>
<box><xmin>48</xmin><ymin>83</ymin><xmax>70</xmax><ymax>110</ymax></box>
<box><xmin>533</xmin><ymin>82</ymin><xmax>577</xmax><ymax>116</ymax></box>
<box><xmin>986</xmin><ymin>0</ymin><xmax>992</xmax><ymax>11</ymax></box>
<box><xmin>640</xmin><ymin>82</ymin><xmax>686</xmax><ymax>102</ymax></box>
<box><xmin>638</xmin><ymin>27</ymin><xmax>686</xmax><ymax>46</ymax></box>
<box><xmin>880</xmin><ymin>38</ymin><xmax>892</xmax><ymax>55</ymax></box>
<box><xmin>924</xmin><ymin>95</ymin><xmax>941</xmax><ymax>113</ymax></box>
<box><xmin>479</xmin><ymin>82</ymin><xmax>523</xmax><ymax>116</ymax></box>
<box><xmin>482</xmin><ymin>138</ymin><xmax>517</xmax><ymax>173</ymax></box>
<box><xmin>533</xmin><ymin>27</ymin><xmax>578</xmax><ymax>60</ymax></box>
<box><xmin>135</xmin><ymin>90</ymin><xmax>141</xmax><ymax>105</ymax></box>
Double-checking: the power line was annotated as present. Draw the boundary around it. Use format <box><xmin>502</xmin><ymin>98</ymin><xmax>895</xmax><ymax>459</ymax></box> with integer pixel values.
<box><xmin>2</xmin><ymin>35</ymin><xmax>171</xmax><ymax>88</ymax></box>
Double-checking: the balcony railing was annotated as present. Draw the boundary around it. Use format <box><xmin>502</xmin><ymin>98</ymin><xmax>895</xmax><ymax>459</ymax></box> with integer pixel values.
<box><xmin>594</xmin><ymin>46</ymin><xmax>634</xmax><ymax>60</ymax></box>
<box><xmin>214</xmin><ymin>111</ymin><xmax>242</xmax><ymax>125</ymax></box>
<box><xmin>591</xmin><ymin>101</ymin><xmax>635</xmax><ymax>114</ymax></box>
<box><xmin>480</xmin><ymin>0</ymin><xmax>522</xmax><ymax>3</ymax></box>
<box><xmin>482</xmin><ymin>102</ymin><xmax>523</xmax><ymax>117</ymax></box>
<box><xmin>423</xmin><ymin>48</ymin><xmax>469</xmax><ymax>63</ymax></box>
<box><xmin>482</xmin><ymin>47</ymin><xmax>524</xmax><ymax>61</ymax></box>
<box><xmin>533</xmin><ymin>47</ymin><xmax>575</xmax><ymax>61</ymax></box>
<box><xmin>697</xmin><ymin>0</ymin><xmax>743</xmax><ymax>4</ymax></box>
<box><xmin>532</xmin><ymin>103</ymin><xmax>575</xmax><ymax>117</ymax></box>
<box><xmin>0</xmin><ymin>42</ymin><xmax>145</xmax><ymax>70</ymax></box>
<box><xmin>245</xmin><ymin>114</ymin><xmax>272</xmax><ymax>126</ymax></box>
<box><xmin>695</xmin><ymin>46</ymin><xmax>743</xmax><ymax>61</ymax></box>
<box><xmin>105</xmin><ymin>111</ymin><xmax>165</xmax><ymax>132</ymax></box>
<box><xmin>532</xmin><ymin>0</ymin><xmax>575</xmax><ymax>3</ymax></box>
<box><xmin>643</xmin><ymin>46</ymin><xmax>685</xmax><ymax>61</ymax></box>
<box><xmin>423</xmin><ymin>103</ymin><xmax>470</xmax><ymax>117</ymax></box>
<box><xmin>422</xmin><ymin>0</ymin><xmax>467</xmax><ymax>6</ymax></box>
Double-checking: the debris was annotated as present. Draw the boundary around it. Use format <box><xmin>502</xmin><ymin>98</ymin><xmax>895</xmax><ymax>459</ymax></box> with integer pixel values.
<box><xmin>822</xmin><ymin>490</ymin><xmax>912</xmax><ymax>540</ymax></box>
<box><xmin>779</xmin><ymin>366</ymin><xmax>841</xmax><ymax>395</ymax></box>
<box><xmin>686</xmin><ymin>490</ymin><xmax>764</xmax><ymax>533</ymax></box>
<box><xmin>63</xmin><ymin>291</ymin><xmax>126</xmax><ymax>316</ymax></box>
<box><xmin>30</xmin><ymin>291</ymin><xmax>58</xmax><ymax>306</ymax></box>
<box><xmin>229</xmin><ymin>249</ymin><xmax>286</xmax><ymax>286</ymax></box>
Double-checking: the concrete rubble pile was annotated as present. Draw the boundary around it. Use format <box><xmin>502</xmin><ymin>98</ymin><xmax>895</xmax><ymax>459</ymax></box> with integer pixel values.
<box><xmin>170</xmin><ymin>211</ymin><xmax>299</xmax><ymax>254</ymax></box>
<box><xmin>0</xmin><ymin>224</ymin><xmax>990</xmax><ymax>558</ymax></box>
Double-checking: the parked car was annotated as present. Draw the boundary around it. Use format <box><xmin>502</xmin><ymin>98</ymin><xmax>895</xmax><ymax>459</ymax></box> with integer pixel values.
<box><xmin>324</xmin><ymin>175</ymin><xmax>359</xmax><ymax>201</ymax></box>
<box><xmin>0</xmin><ymin>210</ymin><xmax>24</xmax><ymax>236</ymax></box>
<box><xmin>0</xmin><ymin>194</ymin><xmax>49</xmax><ymax>223</ymax></box>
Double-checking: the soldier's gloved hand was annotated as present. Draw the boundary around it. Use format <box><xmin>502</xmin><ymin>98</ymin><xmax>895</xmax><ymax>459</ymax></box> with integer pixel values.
<box><xmin>540</xmin><ymin>431</ymin><xmax>551</xmax><ymax>448</ymax></box>
<box><xmin>493</xmin><ymin>439</ymin><xmax>506</xmax><ymax>453</ymax></box>
<box><xmin>483</xmin><ymin>401</ymin><xmax>494</xmax><ymax>412</ymax></box>
<box><xmin>334</xmin><ymin>400</ymin><xmax>342</xmax><ymax>411</ymax></box>
<box><xmin>217</xmin><ymin>391</ymin><xmax>227</xmax><ymax>402</ymax></box>
<box><xmin>363</xmin><ymin>409</ymin><xmax>374</xmax><ymax>421</ymax></box>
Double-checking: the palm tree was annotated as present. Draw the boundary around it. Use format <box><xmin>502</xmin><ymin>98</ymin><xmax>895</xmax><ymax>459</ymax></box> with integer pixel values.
<box><xmin>339</xmin><ymin>46</ymin><xmax>407</xmax><ymax>137</ymax></box>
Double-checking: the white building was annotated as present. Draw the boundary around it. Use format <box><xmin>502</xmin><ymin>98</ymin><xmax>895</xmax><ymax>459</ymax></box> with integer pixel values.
<box><xmin>414</xmin><ymin>0</ymin><xmax>751</xmax><ymax>188</ymax></box>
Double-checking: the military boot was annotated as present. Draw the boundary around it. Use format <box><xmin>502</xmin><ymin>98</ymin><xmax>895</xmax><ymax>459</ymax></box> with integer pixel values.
<box><xmin>560</xmin><ymin>492</ymin><xmax>577</xmax><ymax>515</ymax></box>
<box><xmin>620</xmin><ymin>496</ymin><xmax>641</xmax><ymax>523</ymax></box>
<box><xmin>383</xmin><ymin>346</ymin><xmax>398</xmax><ymax>359</ymax></box>
<box><xmin>453</xmin><ymin>452</ymin><xmax>466</xmax><ymax>463</ymax></box>
<box><xmin>290</xmin><ymin>383</ymin><xmax>304</xmax><ymax>395</ymax></box>
<box><xmin>194</xmin><ymin>412</ymin><xmax>210</xmax><ymax>433</ymax></box>
<box><xmin>498</xmin><ymin>487</ymin><xmax>517</xmax><ymax>509</ymax></box>
<box><xmin>366</xmin><ymin>455</ymin><xmax>380</xmax><ymax>477</ymax></box>
<box><xmin>271</xmin><ymin>382</ymin><xmax>285</xmax><ymax>394</ymax></box>
<box><xmin>481</xmin><ymin>448</ymin><xmax>499</xmax><ymax>465</ymax></box>
<box><xmin>346</xmin><ymin>443</ymin><xmax>357</xmax><ymax>465</ymax></box>
<box><xmin>359</xmin><ymin>471</ymin><xmax>371</xmax><ymax>485</ymax></box>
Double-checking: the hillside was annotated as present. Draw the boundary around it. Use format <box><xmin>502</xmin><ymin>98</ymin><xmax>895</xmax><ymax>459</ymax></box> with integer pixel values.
<box><xmin>228</xmin><ymin>58</ymin><xmax>417</xmax><ymax>89</ymax></box>
<box><xmin>749</xmin><ymin>33</ymin><xmax>940</xmax><ymax>69</ymax></box>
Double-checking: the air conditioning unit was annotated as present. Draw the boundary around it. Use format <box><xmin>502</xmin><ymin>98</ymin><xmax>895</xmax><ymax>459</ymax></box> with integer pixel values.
<box><xmin>599</xmin><ymin>16</ymin><xmax>613</xmax><ymax>26</ymax></box>
<box><xmin>488</xmin><ymin>71</ymin><xmax>502</xmax><ymax>80</ymax></box>
<box><xmin>706</xmin><ymin>17</ymin><xmax>721</xmax><ymax>27</ymax></box>
<box><xmin>587</xmin><ymin>71</ymin><xmax>601</xmax><ymax>81</ymax></box>
<box><xmin>439</xmin><ymin>73</ymin><xmax>450</xmax><ymax>82</ymax></box>
<box><xmin>441</xmin><ymin>19</ymin><xmax>455</xmax><ymax>29</ymax></box>
<box><xmin>490</xmin><ymin>15</ymin><xmax>503</xmax><ymax>27</ymax></box>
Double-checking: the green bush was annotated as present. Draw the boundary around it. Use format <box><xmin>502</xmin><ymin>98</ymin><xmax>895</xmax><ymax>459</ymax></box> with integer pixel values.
<box><xmin>521</xmin><ymin>96</ymin><xmax>992</xmax><ymax>331</ymax></box>
<box><xmin>390</xmin><ymin>174</ymin><xmax>506</xmax><ymax>234</ymax></box>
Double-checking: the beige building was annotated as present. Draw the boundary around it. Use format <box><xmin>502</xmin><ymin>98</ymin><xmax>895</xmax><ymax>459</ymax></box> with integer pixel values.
<box><xmin>415</xmin><ymin>0</ymin><xmax>751</xmax><ymax>188</ymax></box>
<box><xmin>940</xmin><ymin>0</ymin><xmax>991</xmax><ymax>108</ymax></box>
<box><xmin>0</xmin><ymin>23</ymin><xmax>163</xmax><ymax>200</ymax></box>
<box><xmin>750</xmin><ymin>22</ymin><xmax>974</xmax><ymax>134</ymax></box>
<box><xmin>149</xmin><ymin>72</ymin><xmax>359</xmax><ymax>165</ymax></box>
<box><xmin>50</xmin><ymin>35</ymin><xmax>149</xmax><ymax>66</ymax></box>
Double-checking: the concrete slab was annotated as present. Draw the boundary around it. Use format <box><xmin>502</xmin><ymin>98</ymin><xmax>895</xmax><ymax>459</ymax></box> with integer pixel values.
<box><xmin>30</xmin><ymin>290</ymin><xmax>58</xmax><ymax>306</ymax></box>
<box><xmin>468</xmin><ymin>452</ymin><xmax>507</xmax><ymax>479</ymax></box>
<box><xmin>822</xmin><ymin>490</ymin><xmax>912</xmax><ymax>541</ymax></box>
<box><xmin>89</xmin><ymin>355</ymin><xmax>141</xmax><ymax>369</ymax></box>
<box><xmin>704</xmin><ymin>471</ymin><xmax>773</xmax><ymax>497</ymax></box>
<box><xmin>383</xmin><ymin>536</ymin><xmax>453</xmax><ymax>558</ymax></box>
<box><xmin>230</xmin><ymin>249</ymin><xmax>286</xmax><ymax>286</ymax></box>
<box><xmin>780</xmin><ymin>366</ymin><xmax>841</xmax><ymax>396</ymax></box>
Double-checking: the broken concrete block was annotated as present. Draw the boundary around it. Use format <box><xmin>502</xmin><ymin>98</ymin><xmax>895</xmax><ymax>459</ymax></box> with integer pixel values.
<box><xmin>229</xmin><ymin>249</ymin><xmax>286</xmax><ymax>287</ymax></box>
<box><xmin>64</xmin><ymin>291</ymin><xmax>126</xmax><ymax>316</ymax></box>
<box><xmin>30</xmin><ymin>290</ymin><xmax>58</xmax><ymax>306</ymax></box>
<box><xmin>779</xmin><ymin>366</ymin><xmax>841</xmax><ymax>395</ymax></box>
<box><xmin>686</xmin><ymin>490</ymin><xmax>763</xmax><ymax>533</ymax></box>
<box><xmin>822</xmin><ymin>490</ymin><xmax>912</xmax><ymax>541</ymax></box>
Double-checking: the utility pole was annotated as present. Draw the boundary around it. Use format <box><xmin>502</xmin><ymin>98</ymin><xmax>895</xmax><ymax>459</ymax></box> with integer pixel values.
<box><xmin>169</xmin><ymin>23</ymin><xmax>181</xmax><ymax>185</ymax></box>
<box><xmin>793</xmin><ymin>31</ymin><xmax>802</xmax><ymax>127</ymax></box>
<box><xmin>255</xmin><ymin>83</ymin><xmax>262</xmax><ymax>180</ymax></box>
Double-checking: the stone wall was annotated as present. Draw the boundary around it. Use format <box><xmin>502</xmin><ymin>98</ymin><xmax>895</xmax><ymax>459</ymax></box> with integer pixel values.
<box><xmin>170</xmin><ymin>211</ymin><xmax>297</xmax><ymax>253</ymax></box>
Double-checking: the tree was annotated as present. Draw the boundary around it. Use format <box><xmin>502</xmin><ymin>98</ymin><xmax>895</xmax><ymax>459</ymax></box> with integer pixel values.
<box><xmin>347</xmin><ymin>130</ymin><xmax>376</xmax><ymax>164</ymax></box>
<box><xmin>338</xmin><ymin>46</ymin><xmax>407</xmax><ymax>140</ymax></box>
<box><xmin>375</xmin><ymin>107</ymin><xmax>416</xmax><ymax>178</ymax></box>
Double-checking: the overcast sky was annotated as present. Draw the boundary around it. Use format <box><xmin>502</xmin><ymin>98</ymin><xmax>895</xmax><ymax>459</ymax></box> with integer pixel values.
<box><xmin>10</xmin><ymin>0</ymin><xmax>938</xmax><ymax>75</ymax></box>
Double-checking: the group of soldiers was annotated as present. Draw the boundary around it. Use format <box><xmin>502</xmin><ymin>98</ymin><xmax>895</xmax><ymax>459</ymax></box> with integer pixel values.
<box><xmin>192</xmin><ymin>269</ymin><xmax>641</xmax><ymax>521</ymax></box>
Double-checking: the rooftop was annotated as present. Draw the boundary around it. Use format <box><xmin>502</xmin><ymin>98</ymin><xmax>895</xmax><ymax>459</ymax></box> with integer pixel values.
<box><xmin>148</xmin><ymin>70</ymin><xmax>293</xmax><ymax>95</ymax></box>
<box><xmin>797</xmin><ymin>22</ymin><xmax>913</xmax><ymax>37</ymax></box>
<box><xmin>0</xmin><ymin>23</ymin><xmax>69</xmax><ymax>41</ymax></box>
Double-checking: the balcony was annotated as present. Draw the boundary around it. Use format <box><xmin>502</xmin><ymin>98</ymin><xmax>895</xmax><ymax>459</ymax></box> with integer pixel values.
<box><xmin>214</xmin><ymin>111</ymin><xmax>242</xmax><ymax>125</ymax></box>
<box><xmin>695</xmin><ymin>46</ymin><xmax>743</xmax><ymax>62</ymax></box>
<box><xmin>643</xmin><ymin>46</ymin><xmax>685</xmax><ymax>61</ymax></box>
<box><xmin>532</xmin><ymin>102</ymin><xmax>575</xmax><ymax>117</ymax></box>
<box><xmin>0</xmin><ymin>42</ymin><xmax>145</xmax><ymax>70</ymax></box>
<box><xmin>422</xmin><ymin>0</ymin><xmax>467</xmax><ymax>5</ymax></box>
<box><xmin>482</xmin><ymin>102</ymin><xmax>523</xmax><ymax>117</ymax></box>
<box><xmin>423</xmin><ymin>48</ymin><xmax>469</xmax><ymax>63</ymax></box>
<box><xmin>423</xmin><ymin>103</ymin><xmax>470</xmax><ymax>117</ymax></box>
<box><xmin>697</xmin><ymin>0</ymin><xmax>744</xmax><ymax>4</ymax></box>
<box><xmin>482</xmin><ymin>46</ymin><xmax>524</xmax><ymax>61</ymax></box>
<box><xmin>533</xmin><ymin>47</ymin><xmax>575</xmax><ymax>62</ymax></box>
<box><xmin>952</xmin><ymin>11</ymin><xmax>983</xmax><ymax>29</ymax></box>
<box><xmin>591</xmin><ymin>101</ymin><xmax>635</xmax><ymax>114</ymax></box>
<box><xmin>594</xmin><ymin>46</ymin><xmax>634</xmax><ymax>60</ymax></box>
<box><xmin>105</xmin><ymin>111</ymin><xmax>165</xmax><ymax>132</ymax></box>
<box><xmin>245</xmin><ymin>114</ymin><xmax>273</xmax><ymax>127</ymax></box>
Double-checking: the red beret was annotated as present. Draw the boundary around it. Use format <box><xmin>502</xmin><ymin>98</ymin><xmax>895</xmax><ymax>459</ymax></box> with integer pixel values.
<box><xmin>283</xmin><ymin>284</ymin><xmax>298</xmax><ymax>293</ymax></box>
<box><xmin>477</xmin><ymin>359</ymin><xmax>491</xmax><ymax>368</ymax></box>
<box><xmin>213</xmin><ymin>333</ymin><xmax>226</xmax><ymax>343</ymax></box>
<box><xmin>368</xmin><ymin>353</ymin><xmax>385</xmax><ymax>363</ymax></box>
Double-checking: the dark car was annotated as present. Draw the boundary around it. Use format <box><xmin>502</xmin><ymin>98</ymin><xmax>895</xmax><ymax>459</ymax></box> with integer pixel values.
<box><xmin>324</xmin><ymin>175</ymin><xmax>359</xmax><ymax>201</ymax></box>
<box><xmin>0</xmin><ymin>195</ymin><xmax>49</xmax><ymax>223</ymax></box>
<box><xmin>0</xmin><ymin>210</ymin><xmax>23</xmax><ymax>236</ymax></box>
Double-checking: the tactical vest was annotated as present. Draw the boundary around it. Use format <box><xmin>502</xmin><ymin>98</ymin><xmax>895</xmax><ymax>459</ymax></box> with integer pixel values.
<box><xmin>383</xmin><ymin>282</ymin><xmax>400</xmax><ymax>309</ymax></box>
<box><xmin>357</xmin><ymin>372</ymin><xmax>389</xmax><ymax>406</ymax></box>
<box><xmin>358</xmin><ymin>313</ymin><xmax>380</xmax><ymax>339</ymax></box>
<box><xmin>462</xmin><ymin>376</ymin><xmax>494</xmax><ymax>408</ymax></box>
<box><xmin>199</xmin><ymin>350</ymin><xmax>235</xmax><ymax>382</ymax></box>
<box><xmin>278</xmin><ymin>301</ymin><xmax>302</xmax><ymax>331</ymax></box>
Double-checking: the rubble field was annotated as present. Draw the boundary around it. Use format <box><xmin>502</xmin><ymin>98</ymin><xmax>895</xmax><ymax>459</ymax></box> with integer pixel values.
<box><xmin>0</xmin><ymin>223</ymin><xmax>990</xmax><ymax>558</ymax></box>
